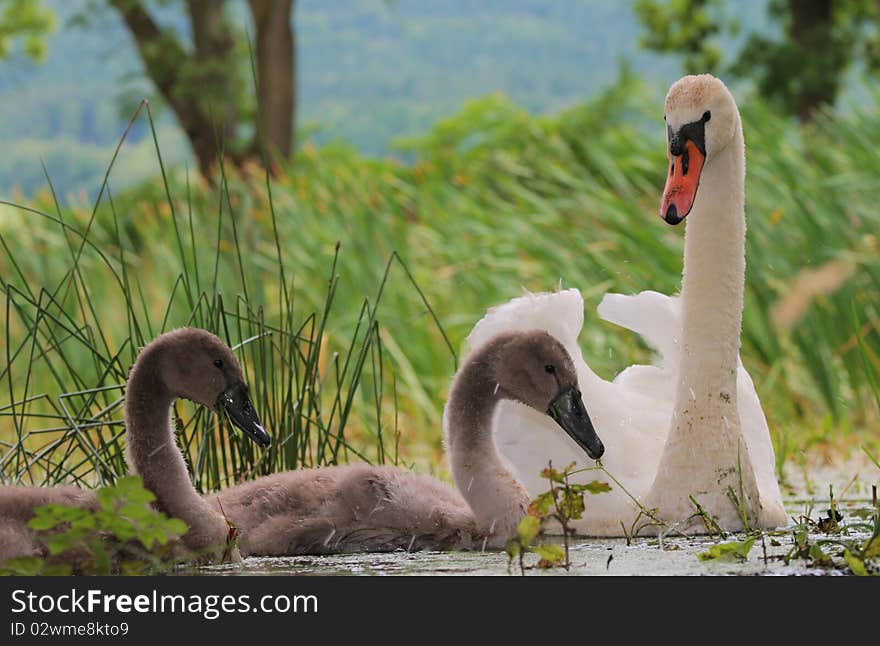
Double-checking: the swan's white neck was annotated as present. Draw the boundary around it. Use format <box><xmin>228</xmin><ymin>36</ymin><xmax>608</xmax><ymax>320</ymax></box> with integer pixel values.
<box><xmin>678</xmin><ymin>129</ymin><xmax>745</xmax><ymax>407</ymax></box>
<box><xmin>443</xmin><ymin>357</ymin><xmax>529</xmax><ymax>547</ymax></box>
<box><xmin>648</xmin><ymin>120</ymin><xmax>762</xmax><ymax>528</ymax></box>
<box><xmin>125</xmin><ymin>360</ymin><xmax>229</xmax><ymax>554</ymax></box>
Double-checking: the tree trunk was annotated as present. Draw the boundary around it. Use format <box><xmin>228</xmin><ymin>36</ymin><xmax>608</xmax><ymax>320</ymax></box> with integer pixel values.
<box><xmin>109</xmin><ymin>0</ymin><xmax>239</xmax><ymax>178</ymax></box>
<box><xmin>110</xmin><ymin>0</ymin><xmax>297</xmax><ymax>178</ymax></box>
<box><xmin>186</xmin><ymin>0</ymin><xmax>239</xmax><ymax>167</ymax></box>
<box><xmin>248</xmin><ymin>0</ymin><xmax>296</xmax><ymax>164</ymax></box>
<box><xmin>788</xmin><ymin>0</ymin><xmax>834</xmax><ymax>122</ymax></box>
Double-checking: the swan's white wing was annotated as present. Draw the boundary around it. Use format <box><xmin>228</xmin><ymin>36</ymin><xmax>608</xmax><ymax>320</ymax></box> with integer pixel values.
<box><xmin>598</xmin><ymin>290</ymin><xmax>682</xmax><ymax>368</ymax></box>
<box><xmin>735</xmin><ymin>359</ymin><xmax>787</xmax><ymax>525</ymax></box>
<box><xmin>466</xmin><ymin>288</ymin><xmax>585</xmax><ymax>359</ymax></box>
<box><xmin>596</xmin><ymin>290</ymin><xmax>682</xmax><ymax>401</ymax></box>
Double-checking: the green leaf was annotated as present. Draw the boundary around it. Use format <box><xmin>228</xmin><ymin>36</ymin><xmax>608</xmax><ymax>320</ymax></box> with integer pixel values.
<box><xmin>138</xmin><ymin>527</ymin><xmax>161</xmax><ymax>549</ymax></box>
<box><xmin>581</xmin><ymin>481</ymin><xmax>612</xmax><ymax>495</ymax></box>
<box><xmin>863</xmin><ymin>535</ymin><xmax>880</xmax><ymax>559</ymax></box>
<box><xmin>0</xmin><ymin>556</ymin><xmax>44</xmax><ymax>575</ymax></box>
<box><xmin>539</xmin><ymin>466</ymin><xmax>565</xmax><ymax>484</ymax></box>
<box><xmin>89</xmin><ymin>539</ymin><xmax>111</xmax><ymax>576</ymax></box>
<box><xmin>531</xmin><ymin>543</ymin><xmax>565</xmax><ymax>564</ymax></box>
<box><xmin>119</xmin><ymin>502</ymin><xmax>153</xmax><ymax>520</ymax></box>
<box><xmin>843</xmin><ymin>549</ymin><xmax>868</xmax><ymax>576</ymax></box>
<box><xmin>517</xmin><ymin>515</ymin><xmax>541</xmax><ymax>545</ymax></box>
<box><xmin>97</xmin><ymin>488</ymin><xmax>117</xmax><ymax>512</ymax></box>
<box><xmin>28</xmin><ymin>511</ymin><xmax>62</xmax><ymax>531</ymax></box>
<box><xmin>115</xmin><ymin>475</ymin><xmax>142</xmax><ymax>492</ymax></box>
<box><xmin>47</xmin><ymin>532</ymin><xmax>75</xmax><ymax>556</ymax></box>
<box><xmin>808</xmin><ymin>543</ymin><xmax>832</xmax><ymax>566</ymax></box>
<box><xmin>70</xmin><ymin>514</ymin><xmax>97</xmax><ymax>531</ymax></box>
<box><xmin>698</xmin><ymin>537</ymin><xmax>756</xmax><ymax>562</ymax></box>
<box><xmin>559</xmin><ymin>490</ymin><xmax>586</xmax><ymax>520</ymax></box>
<box><xmin>528</xmin><ymin>491</ymin><xmax>556</xmax><ymax>516</ymax></box>
<box><xmin>164</xmin><ymin>518</ymin><xmax>188</xmax><ymax>537</ymax></box>
<box><xmin>33</xmin><ymin>504</ymin><xmax>84</xmax><ymax>525</ymax></box>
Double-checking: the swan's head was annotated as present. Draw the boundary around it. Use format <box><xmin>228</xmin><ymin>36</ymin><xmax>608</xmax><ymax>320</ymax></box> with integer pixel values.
<box><xmin>147</xmin><ymin>328</ymin><xmax>270</xmax><ymax>447</ymax></box>
<box><xmin>661</xmin><ymin>74</ymin><xmax>740</xmax><ymax>225</ymax></box>
<box><xmin>493</xmin><ymin>331</ymin><xmax>604</xmax><ymax>460</ymax></box>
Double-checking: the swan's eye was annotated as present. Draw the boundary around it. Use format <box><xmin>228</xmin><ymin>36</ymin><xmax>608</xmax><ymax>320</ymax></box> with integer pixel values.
<box><xmin>702</xmin><ymin>110</ymin><xmax>711</xmax><ymax>122</ymax></box>
<box><xmin>544</xmin><ymin>365</ymin><xmax>555</xmax><ymax>374</ymax></box>
<box><xmin>213</xmin><ymin>359</ymin><xmax>224</xmax><ymax>369</ymax></box>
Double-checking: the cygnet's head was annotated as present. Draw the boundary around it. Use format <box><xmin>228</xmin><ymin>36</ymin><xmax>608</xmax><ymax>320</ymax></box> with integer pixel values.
<box><xmin>137</xmin><ymin>328</ymin><xmax>270</xmax><ymax>447</ymax></box>
<box><xmin>492</xmin><ymin>331</ymin><xmax>604</xmax><ymax>460</ymax></box>
<box><xmin>661</xmin><ymin>73</ymin><xmax>740</xmax><ymax>225</ymax></box>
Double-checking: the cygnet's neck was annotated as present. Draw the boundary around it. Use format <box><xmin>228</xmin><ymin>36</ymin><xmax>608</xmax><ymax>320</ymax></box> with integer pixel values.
<box><xmin>124</xmin><ymin>350</ymin><xmax>229</xmax><ymax>554</ymax></box>
<box><xmin>443</xmin><ymin>348</ymin><xmax>530</xmax><ymax>546</ymax></box>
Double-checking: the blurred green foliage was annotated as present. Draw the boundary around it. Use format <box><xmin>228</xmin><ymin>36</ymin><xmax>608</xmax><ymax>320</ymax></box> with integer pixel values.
<box><xmin>636</xmin><ymin>0</ymin><xmax>880</xmax><ymax>120</ymax></box>
<box><xmin>0</xmin><ymin>0</ymin><xmax>55</xmax><ymax>61</ymax></box>
<box><xmin>0</xmin><ymin>476</ymin><xmax>187</xmax><ymax>575</ymax></box>
<box><xmin>634</xmin><ymin>0</ymin><xmax>734</xmax><ymax>74</ymax></box>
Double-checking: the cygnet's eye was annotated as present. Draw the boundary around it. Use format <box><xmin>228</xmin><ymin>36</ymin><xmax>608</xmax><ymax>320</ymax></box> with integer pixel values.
<box><xmin>213</xmin><ymin>359</ymin><xmax>224</xmax><ymax>369</ymax></box>
<box><xmin>544</xmin><ymin>364</ymin><xmax>555</xmax><ymax>374</ymax></box>
<box><xmin>702</xmin><ymin>110</ymin><xmax>711</xmax><ymax>122</ymax></box>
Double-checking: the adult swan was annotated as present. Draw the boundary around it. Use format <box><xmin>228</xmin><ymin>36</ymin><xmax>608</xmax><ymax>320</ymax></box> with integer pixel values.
<box><xmin>467</xmin><ymin>74</ymin><xmax>787</xmax><ymax>534</ymax></box>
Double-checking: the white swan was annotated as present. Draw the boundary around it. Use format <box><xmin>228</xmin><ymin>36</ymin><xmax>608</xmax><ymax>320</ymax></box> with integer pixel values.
<box><xmin>467</xmin><ymin>74</ymin><xmax>787</xmax><ymax>535</ymax></box>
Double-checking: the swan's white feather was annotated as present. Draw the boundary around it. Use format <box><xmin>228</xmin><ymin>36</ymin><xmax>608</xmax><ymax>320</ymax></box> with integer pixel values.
<box><xmin>467</xmin><ymin>288</ymin><xmax>585</xmax><ymax>357</ymax></box>
<box><xmin>598</xmin><ymin>290</ymin><xmax>681</xmax><ymax>402</ymax></box>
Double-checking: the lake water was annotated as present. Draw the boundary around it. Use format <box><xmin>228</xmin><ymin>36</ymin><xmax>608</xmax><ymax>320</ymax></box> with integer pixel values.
<box><xmin>198</xmin><ymin>458</ymin><xmax>878</xmax><ymax>576</ymax></box>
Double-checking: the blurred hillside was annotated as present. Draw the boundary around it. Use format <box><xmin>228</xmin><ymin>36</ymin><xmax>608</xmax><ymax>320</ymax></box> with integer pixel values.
<box><xmin>0</xmin><ymin>0</ymin><xmax>772</xmax><ymax>197</ymax></box>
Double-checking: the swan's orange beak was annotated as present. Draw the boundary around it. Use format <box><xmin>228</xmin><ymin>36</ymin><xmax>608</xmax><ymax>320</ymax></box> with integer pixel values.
<box><xmin>660</xmin><ymin>138</ymin><xmax>705</xmax><ymax>225</ymax></box>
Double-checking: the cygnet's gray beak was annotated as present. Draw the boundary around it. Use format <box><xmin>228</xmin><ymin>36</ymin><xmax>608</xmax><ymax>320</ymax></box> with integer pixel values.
<box><xmin>218</xmin><ymin>381</ymin><xmax>270</xmax><ymax>447</ymax></box>
<box><xmin>547</xmin><ymin>386</ymin><xmax>604</xmax><ymax>460</ymax></box>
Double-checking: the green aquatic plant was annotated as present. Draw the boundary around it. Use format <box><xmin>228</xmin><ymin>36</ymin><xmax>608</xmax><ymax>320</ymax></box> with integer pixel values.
<box><xmin>697</xmin><ymin>536</ymin><xmax>756</xmax><ymax>563</ymax></box>
<box><xmin>506</xmin><ymin>461</ymin><xmax>610</xmax><ymax>575</ymax></box>
<box><xmin>0</xmin><ymin>476</ymin><xmax>189</xmax><ymax>576</ymax></box>
<box><xmin>779</xmin><ymin>485</ymin><xmax>879</xmax><ymax>575</ymax></box>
